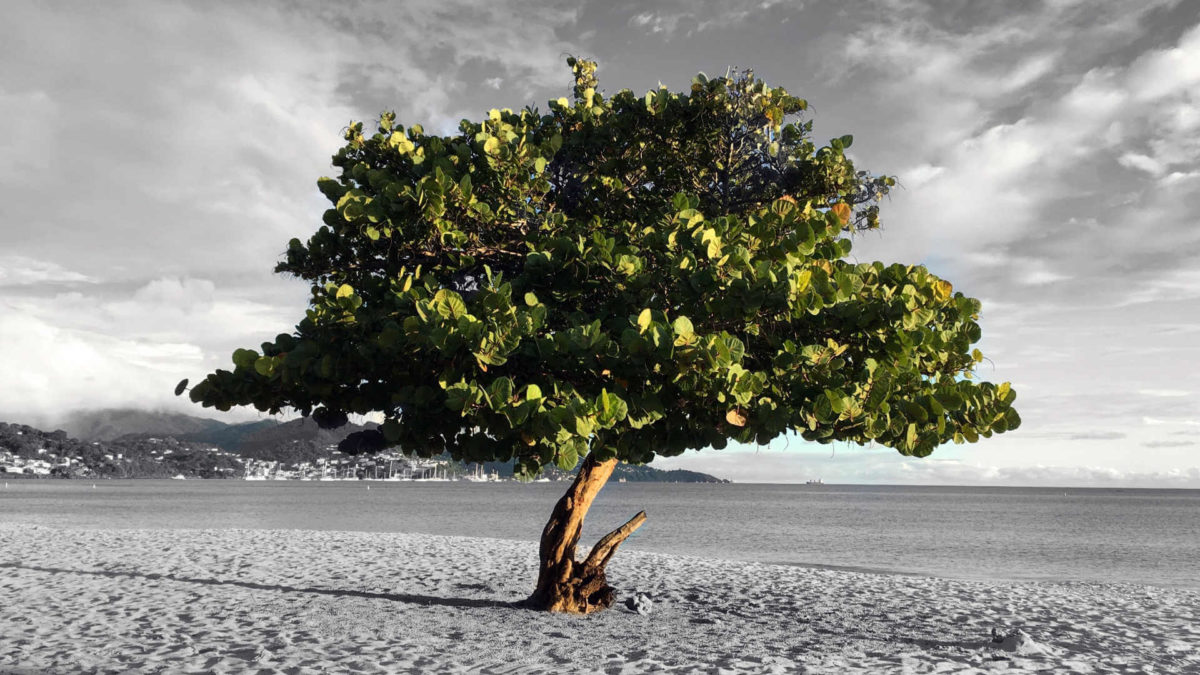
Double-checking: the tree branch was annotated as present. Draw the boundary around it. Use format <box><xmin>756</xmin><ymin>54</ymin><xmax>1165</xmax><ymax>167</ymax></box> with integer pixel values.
<box><xmin>583</xmin><ymin>510</ymin><xmax>647</xmax><ymax>570</ymax></box>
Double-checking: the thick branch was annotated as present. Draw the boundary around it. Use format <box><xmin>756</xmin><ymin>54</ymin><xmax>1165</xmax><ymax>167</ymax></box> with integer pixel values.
<box><xmin>538</xmin><ymin>454</ymin><xmax>618</xmax><ymax>581</ymax></box>
<box><xmin>583</xmin><ymin>510</ymin><xmax>647</xmax><ymax>570</ymax></box>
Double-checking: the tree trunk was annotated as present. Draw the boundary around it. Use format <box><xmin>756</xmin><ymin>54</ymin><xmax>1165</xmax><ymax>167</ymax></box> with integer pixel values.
<box><xmin>528</xmin><ymin>452</ymin><xmax>647</xmax><ymax>613</ymax></box>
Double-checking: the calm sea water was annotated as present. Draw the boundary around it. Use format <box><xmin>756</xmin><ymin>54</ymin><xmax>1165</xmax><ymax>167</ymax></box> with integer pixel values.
<box><xmin>2</xmin><ymin>481</ymin><xmax>1197</xmax><ymax>589</ymax></box>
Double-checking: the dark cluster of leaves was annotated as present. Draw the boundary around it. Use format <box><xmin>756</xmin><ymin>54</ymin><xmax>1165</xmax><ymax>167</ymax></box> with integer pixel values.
<box><xmin>185</xmin><ymin>59</ymin><xmax>1017</xmax><ymax>477</ymax></box>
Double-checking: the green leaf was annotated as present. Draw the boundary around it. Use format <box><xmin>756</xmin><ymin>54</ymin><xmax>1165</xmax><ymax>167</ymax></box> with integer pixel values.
<box><xmin>825</xmin><ymin>389</ymin><xmax>846</xmax><ymax>415</ymax></box>
<box><xmin>445</xmin><ymin>383</ymin><xmax>472</xmax><ymax>412</ymax></box>
<box><xmin>574</xmin><ymin>414</ymin><xmax>595</xmax><ymax>438</ymax></box>
<box><xmin>341</xmin><ymin>201</ymin><xmax>363</xmax><ymax>221</ymax></box>
<box><xmin>254</xmin><ymin>357</ymin><xmax>274</xmax><ymax>377</ymax></box>
<box><xmin>525</xmin><ymin>384</ymin><xmax>543</xmax><ymax>401</ymax></box>
<box><xmin>336</xmin><ymin>284</ymin><xmax>354</xmax><ymax>299</ymax></box>
<box><xmin>483</xmin><ymin>136</ymin><xmax>501</xmax><ymax>155</ymax></box>
<box><xmin>534</xmin><ymin>157</ymin><xmax>548</xmax><ymax>174</ymax></box>
<box><xmin>556</xmin><ymin>442</ymin><xmax>581</xmax><ymax>471</ymax></box>
<box><xmin>432</xmin><ymin>289</ymin><xmax>468</xmax><ymax>319</ymax></box>
<box><xmin>524</xmin><ymin>292</ymin><xmax>539</xmax><ymax>306</ymax></box>
<box><xmin>232</xmin><ymin>348</ymin><xmax>258</xmax><ymax>370</ymax></box>
<box><xmin>596</xmin><ymin>390</ymin><xmax>628</xmax><ymax>427</ymax></box>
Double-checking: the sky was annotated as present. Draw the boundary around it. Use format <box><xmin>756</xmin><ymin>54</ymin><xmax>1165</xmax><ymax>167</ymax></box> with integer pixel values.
<box><xmin>2</xmin><ymin>0</ymin><xmax>1198</xmax><ymax>486</ymax></box>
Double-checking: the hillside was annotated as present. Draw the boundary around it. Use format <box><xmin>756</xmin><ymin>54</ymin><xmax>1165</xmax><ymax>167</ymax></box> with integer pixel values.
<box><xmin>10</xmin><ymin>410</ymin><xmax>729</xmax><ymax>482</ymax></box>
<box><xmin>176</xmin><ymin>419</ymin><xmax>280</xmax><ymax>452</ymax></box>
<box><xmin>219</xmin><ymin>418</ymin><xmax>377</xmax><ymax>462</ymax></box>
<box><xmin>0</xmin><ymin>422</ymin><xmax>242</xmax><ymax>479</ymax></box>
<box><xmin>57</xmin><ymin>408</ymin><xmax>230</xmax><ymax>442</ymax></box>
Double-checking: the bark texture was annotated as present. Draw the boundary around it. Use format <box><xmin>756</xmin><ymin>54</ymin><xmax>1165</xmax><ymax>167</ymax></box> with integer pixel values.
<box><xmin>528</xmin><ymin>454</ymin><xmax>646</xmax><ymax>613</ymax></box>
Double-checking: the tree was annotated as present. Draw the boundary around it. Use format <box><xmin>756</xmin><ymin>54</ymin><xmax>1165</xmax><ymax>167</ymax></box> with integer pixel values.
<box><xmin>180</xmin><ymin>59</ymin><xmax>1019</xmax><ymax>614</ymax></box>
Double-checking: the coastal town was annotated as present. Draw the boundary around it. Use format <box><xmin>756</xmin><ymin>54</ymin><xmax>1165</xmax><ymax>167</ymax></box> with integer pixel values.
<box><xmin>0</xmin><ymin>425</ymin><xmax>499</xmax><ymax>481</ymax></box>
<box><xmin>0</xmin><ymin>421</ymin><xmax>724</xmax><ymax>482</ymax></box>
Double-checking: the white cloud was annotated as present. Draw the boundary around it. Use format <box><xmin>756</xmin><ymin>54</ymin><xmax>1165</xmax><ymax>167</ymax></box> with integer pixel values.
<box><xmin>0</xmin><ymin>306</ymin><xmax>203</xmax><ymax>420</ymax></box>
<box><xmin>0</xmin><ymin>0</ymin><xmax>581</xmax><ymax>423</ymax></box>
<box><xmin>1118</xmin><ymin>152</ymin><xmax>1166</xmax><ymax>177</ymax></box>
<box><xmin>653</xmin><ymin>446</ymin><xmax>1200</xmax><ymax>487</ymax></box>
<box><xmin>1143</xmin><ymin>417</ymin><xmax>1200</xmax><ymax>426</ymax></box>
<box><xmin>0</xmin><ymin>274</ymin><xmax>304</xmax><ymax>421</ymax></box>
<box><xmin>1125</xmin><ymin>23</ymin><xmax>1200</xmax><ymax>102</ymax></box>
<box><xmin>0</xmin><ymin>256</ymin><xmax>94</xmax><ymax>286</ymax></box>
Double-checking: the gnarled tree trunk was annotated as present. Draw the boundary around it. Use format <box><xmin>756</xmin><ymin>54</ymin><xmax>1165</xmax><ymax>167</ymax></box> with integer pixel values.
<box><xmin>528</xmin><ymin>452</ymin><xmax>646</xmax><ymax>613</ymax></box>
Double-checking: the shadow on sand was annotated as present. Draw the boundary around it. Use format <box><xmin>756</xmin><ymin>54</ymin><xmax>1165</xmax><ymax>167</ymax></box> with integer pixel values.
<box><xmin>0</xmin><ymin>562</ymin><xmax>520</xmax><ymax>611</ymax></box>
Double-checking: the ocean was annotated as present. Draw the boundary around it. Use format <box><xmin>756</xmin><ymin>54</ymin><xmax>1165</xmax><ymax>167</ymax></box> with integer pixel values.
<box><xmin>2</xmin><ymin>480</ymin><xmax>1197</xmax><ymax>589</ymax></box>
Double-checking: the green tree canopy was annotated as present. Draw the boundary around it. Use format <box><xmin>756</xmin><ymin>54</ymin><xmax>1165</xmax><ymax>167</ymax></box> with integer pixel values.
<box><xmin>185</xmin><ymin>58</ymin><xmax>1017</xmax><ymax>478</ymax></box>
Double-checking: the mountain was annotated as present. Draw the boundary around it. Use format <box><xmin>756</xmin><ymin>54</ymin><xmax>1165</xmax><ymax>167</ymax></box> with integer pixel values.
<box><xmin>57</xmin><ymin>408</ymin><xmax>231</xmax><ymax>441</ymax></box>
<box><xmin>0</xmin><ymin>422</ymin><xmax>243</xmax><ymax>479</ymax></box>
<box><xmin>229</xmin><ymin>418</ymin><xmax>376</xmax><ymax>462</ymax></box>
<box><xmin>37</xmin><ymin>409</ymin><xmax>728</xmax><ymax>482</ymax></box>
<box><xmin>176</xmin><ymin>419</ymin><xmax>281</xmax><ymax>452</ymax></box>
<box><xmin>57</xmin><ymin>409</ymin><xmax>370</xmax><ymax>458</ymax></box>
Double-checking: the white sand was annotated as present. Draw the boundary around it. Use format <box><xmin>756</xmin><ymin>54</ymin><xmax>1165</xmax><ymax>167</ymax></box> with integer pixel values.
<box><xmin>1</xmin><ymin>523</ymin><xmax>1196</xmax><ymax>674</ymax></box>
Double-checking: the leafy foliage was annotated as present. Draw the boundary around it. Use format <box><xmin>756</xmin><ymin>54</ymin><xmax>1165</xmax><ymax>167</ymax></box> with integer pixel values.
<box><xmin>186</xmin><ymin>59</ymin><xmax>1018</xmax><ymax>478</ymax></box>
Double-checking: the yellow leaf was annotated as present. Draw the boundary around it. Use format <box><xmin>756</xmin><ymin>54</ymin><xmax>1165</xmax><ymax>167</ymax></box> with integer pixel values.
<box><xmin>637</xmin><ymin>308</ymin><xmax>652</xmax><ymax>333</ymax></box>
<box><xmin>726</xmin><ymin>409</ymin><xmax>748</xmax><ymax>427</ymax></box>
<box><xmin>831</xmin><ymin>202</ymin><xmax>851</xmax><ymax>224</ymax></box>
<box><xmin>933</xmin><ymin>279</ymin><xmax>953</xmax><ymax>302</ymax></box>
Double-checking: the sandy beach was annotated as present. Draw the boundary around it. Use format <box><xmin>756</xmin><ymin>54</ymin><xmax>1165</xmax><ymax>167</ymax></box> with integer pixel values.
<box><xmin>1</xmin><ymin>523</ymin><xmax>1196</xmax><ymax>674</ymax></box>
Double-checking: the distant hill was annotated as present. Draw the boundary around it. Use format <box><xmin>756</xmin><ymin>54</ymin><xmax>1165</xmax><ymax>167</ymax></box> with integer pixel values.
<box><xmin>58</xmin><ymin>408</ymin><xmax>230</xmax><ymax>441</ymax></box>
<box><xmin>56</xmin><ymin>409</ymin><xmax>371</xmax><ymax>458</ymax></box>
<box><xmin>176</xmin><ymin>419</ymin><xmax>281</xmax><ymax>452</ymax></box>
<box><xmin>473</xmin><ymin>460</ymin><xmax>728</xmax><ymax>483</ymax></box>
<box><xmin>32</xmin><ymin>409</ymin><xmax>728</xmax><ymax>482</ymax></box>
<box><xmin>227</xmin><ymin>418</ymin><xmax>376</xmax><ymax>462</ymax></box>
<box><xmin>0</xmin><ymin>422</ymin><xmax>243</xmax><ymax>479</ymax></box>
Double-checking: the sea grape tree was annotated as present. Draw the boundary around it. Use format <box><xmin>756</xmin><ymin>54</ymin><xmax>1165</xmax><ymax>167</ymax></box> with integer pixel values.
<box><xmin>182</xmin><ymin>59</ymin><xmax>1019</xmax><ymax>614</ymax></box>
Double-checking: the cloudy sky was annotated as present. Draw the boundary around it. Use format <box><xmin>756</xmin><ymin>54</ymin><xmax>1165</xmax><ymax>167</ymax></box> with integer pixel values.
<box><xmin>2</xmin><ymin>0</ymin><xmax>1198</xmax><ymax>486</ymax></box>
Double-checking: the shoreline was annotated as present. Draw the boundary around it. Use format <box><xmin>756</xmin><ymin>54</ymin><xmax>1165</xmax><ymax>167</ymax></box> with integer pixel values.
<box><xmin>2</xmin><ymin>524</ymin><xmax>1196</xmax><ymax>673</ymax></box>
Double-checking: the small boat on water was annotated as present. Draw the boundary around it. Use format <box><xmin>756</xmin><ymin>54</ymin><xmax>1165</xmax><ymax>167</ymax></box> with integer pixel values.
<box><xmin>805</xmin><ymin>479</ymin><xmax>823</xmax><ymax>485</ymax></box>
<box><xmin>463</xmin><ymin>464</ymin><xmax>491</xmax><ymax>482</ymax></box>
<box><xmin>171</xmin><ymin>474</ymin><xmax>186</xmax><ymax>480</ymax></box>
